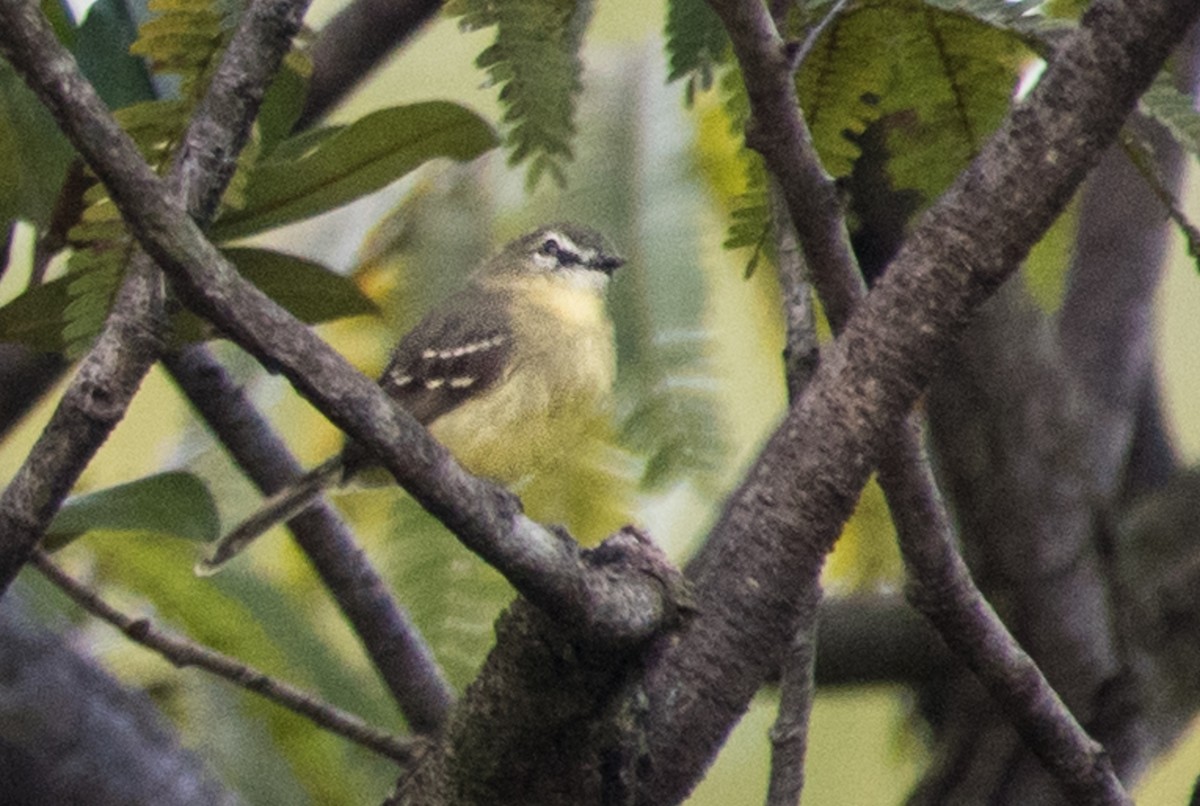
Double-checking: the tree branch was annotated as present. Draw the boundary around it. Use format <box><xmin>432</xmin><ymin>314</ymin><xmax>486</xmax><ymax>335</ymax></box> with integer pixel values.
<box><xmin>636</xmin><ymin>0</ymin><xmax>1197</xmax><ymax>802</ymax></box>
<box><xmin>297</xmin><ymin>0</ymin><xmax>444</xmax><ymax>128</ymax></box>
<box><xmin>0</xmin><ymin>0</ymin><xmax>311</xmax><ymax>594</ymax></box>
<box><xmin>0</xmin><ymin>597</ymin><xmax>236</xmax><ymax>806</ymax></box>
<box><xmin>701</xmin><ymin>0</ymin><xmax>1126</xmax><ymax>800</ymax></box>
<box><xmin>162</xmin><ymin>345</ymin><xmax>455</xmax><ymax>735</ymax></box>
<box><xmin>765</xmin><ymin>191</ymin><xmax>819</xmax><ymax>806</ymax></box>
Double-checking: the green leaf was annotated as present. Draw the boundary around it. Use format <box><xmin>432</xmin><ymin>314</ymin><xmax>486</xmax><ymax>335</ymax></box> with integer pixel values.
<box><xmin>1139</xmin><ymin>73</ymin><xmax>1200</xmax><ymax>155</ymax></box>
<box><xmin>72</xmin><ymin>0</ymin><xmax>157</xmax><ymax>109</ymax></box>
<box><xmin>0</xmin><ymin>62</ymin><xmax>74</xmax><ymax>227</ymax></box>
<box><xmin>171</xmin><ymin>247</ymin><xmax>377</xmax><ymax>342</ymax></box>
<box><xmin>0</xmin><ymin>272</ymin><xmax>72</xmax><ymax>351</ymax></box>
<box><xmin>448</xmin><ymin>0</ymin><xmax>591</xmax><ymax>189</ymax></box>
<box><xmin>41</xmin><ymin>0</ymin><xmax>77</xmax><ymax>45</ymax></box>
<box><xmin>256</xmin><ymin>52</ymin><xmax>310</xmax><ymax>156</ymax></box>
<box><xmin>45</xmin><ymin>471</ymin><xmax>219</xmax><ymax>550</ymax></box>
<box><xmin>222</xmin><ymin>246</ymin><xmax>376</xmax><ymax>322</ymax></box>
<box><xmin>210</xmin><ymin>102</ymin><xmax>497</xmax><ymax>241</ymax></box>
<box><xmin>881</xmin><ymin>1</ymin><xmax>1027</xmax><ymax>202</ymax></box>
<box><xmin>665</xmin><ymin>0</ymin><xmax>729</xmax><ymax>104</ymax></box>
<box><xmin>0</xmin><ymin>248</ymin><xmax>374</xmax><ymax>350</ymax></box>
<box><xmin>127</xmin><ymin>0</ymin><xmax>229</xmax><ymax>96</ymax></box>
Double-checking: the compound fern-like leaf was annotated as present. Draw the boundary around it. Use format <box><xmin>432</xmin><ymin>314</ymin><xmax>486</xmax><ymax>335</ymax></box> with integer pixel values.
<box><xmin>448</xmin><ymin>0</ymin><xmax>593</xmax><ymax>188</ymax></box>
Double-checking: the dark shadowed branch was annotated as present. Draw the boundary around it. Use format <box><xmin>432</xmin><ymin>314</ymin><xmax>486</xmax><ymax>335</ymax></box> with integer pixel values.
<box><xmin>297</xmin><ymin>0</ymin><xmax>444</xmax><ymax>128</ymax></box>
<box><xmin>0</xmin><ymin>597</ymin><xmax>237</xmax><ymax>806</ymax></box>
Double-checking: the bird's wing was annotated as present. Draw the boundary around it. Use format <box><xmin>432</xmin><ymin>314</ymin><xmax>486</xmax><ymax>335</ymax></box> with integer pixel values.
<box><xmin>378</xmin><ymin>284</ymin><xmax>516</xmax><ymax>426</ymax></box>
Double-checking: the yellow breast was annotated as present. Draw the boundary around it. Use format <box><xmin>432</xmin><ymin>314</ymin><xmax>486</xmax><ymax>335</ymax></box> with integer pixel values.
<box><xmin>430</xmin><ymin>274</ymin><xmax>615</xmax><ymax>483</ymax></box>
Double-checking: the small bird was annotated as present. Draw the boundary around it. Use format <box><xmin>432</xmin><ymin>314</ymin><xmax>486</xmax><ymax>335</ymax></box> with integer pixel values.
<box><xmin>197</xmin><ymin>223</ymin><xmax>624</xmax><ymax>574</ymax></box>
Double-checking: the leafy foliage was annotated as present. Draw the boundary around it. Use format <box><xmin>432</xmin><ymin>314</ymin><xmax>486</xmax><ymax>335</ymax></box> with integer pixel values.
<box><xmin>715</xmin><ymin>0</ymin><xmax>1030</xmax><ymax>266</ymax></box>
<box><xmin>0</xmin><ymin>62</ymin><xmax>74</xmax><ymax>229</ymax></box>
<box><xmin>0</xmin><ymin>2</ymin><xmax>498</xmax><ymax>356</ymax></box>
<box><xmin>664</xmin><ymin>0</ymin><xmax>728</xmax><ymax>105</ymax></box>
<box><xmin>377</xmin><ymin>495</ymin><xmax>516</xmax><ymax>690</ymax></box>
<box><xmin>210</xmin><ymin>102</ymin><xmax>497</xmax><ymax>241</ymax></box>
<box><xmin>45</xmin><ymin>471</ymin><xmax>219</xmax><ymax>550</ymax></box>
<box><xmin>0</xmin><ymin>246</ymin><xmax>374</xmax><ymax>350</ymax></box>
<box><xmin>58</xmin><ymin>0</ymin><xmax>236</xmax><ymax>356</ymax></box>
<box><xmin>447</xmin><ymin>0</ymin><xmax>594</xmax><ymax>187</ymax></box>
<box><xmin>716</xmin><ymin>72</ymin><xmax>773</xmax><ymax>276</ymax></box>
<box><xmin>880</xmin><ymin>2</ymin><xmax>1028</xmax><ymax>201</ymax></box>
<box><xmin>129</xmin><ymin>0</ymin><xmax>230</xmax><ymax>97</ymax></box>
<box><xmin>621</xmin><ymin>331</ymin><xmax>728</xmax><ymax>490</ymax></box>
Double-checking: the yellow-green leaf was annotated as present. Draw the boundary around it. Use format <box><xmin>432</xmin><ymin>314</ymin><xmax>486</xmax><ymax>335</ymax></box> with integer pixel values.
<box><xmin>210</xmin><ymin>102</ymin><xmax>498</xmax><ymax>241</ymax></box>
<box><xmin>45</xmin><ymin>471</ymin><xmax>219</xmax><ymax>550</ymax></box>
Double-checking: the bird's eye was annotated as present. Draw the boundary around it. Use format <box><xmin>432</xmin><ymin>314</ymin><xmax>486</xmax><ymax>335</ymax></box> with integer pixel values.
<box><xmin>539</xmin><ymin>237</ymin><xmax>580</xmax><ymax>267</ymax></box>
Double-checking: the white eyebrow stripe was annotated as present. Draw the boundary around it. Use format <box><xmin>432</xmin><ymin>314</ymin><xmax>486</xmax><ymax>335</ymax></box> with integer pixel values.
<box><xmin>545</xmin><ymin>231</ymin><xmax>581</xmax><ymax>256</ymax></box>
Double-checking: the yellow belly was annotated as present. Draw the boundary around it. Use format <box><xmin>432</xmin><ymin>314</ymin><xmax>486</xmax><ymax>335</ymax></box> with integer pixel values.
<box><xmin>430</xmin><ymin>275</ymin><xmax>616</xmax><ymax>484</ymax></box>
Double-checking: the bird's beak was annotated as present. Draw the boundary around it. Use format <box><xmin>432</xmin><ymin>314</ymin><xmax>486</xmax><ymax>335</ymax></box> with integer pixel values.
<box><xmin>596</xmin><ymin>255</ymin><xmax>624</xmax><ymax>274</ymax></box>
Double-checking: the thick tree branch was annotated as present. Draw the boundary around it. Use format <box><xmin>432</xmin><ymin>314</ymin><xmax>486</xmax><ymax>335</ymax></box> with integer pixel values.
<box><xmin>637</xmin><ymin>0</ymin><xmax>1197</xmax><ymax>802</ymax></box>
<box><xmin>162</xmin><ymin>346</ymin><xmax>454</xmax><ymax>735</ymax></box>
<box><xmin>0</xmin><ymin>598</ymin><xmax>236</xmax><ymax>806</ymax></box>
<box><xmin>0</xmin><ymin>3</ymin><xmax>683</xmax><ymax>648</ymax></box>
<box><xmin>699</xmin><ymin>0</ymin><xmax>1129</xmax><ymax>801</ymax></box>
<box><xmin>391</xmin><ymin>529</ymin><xmax>691</xmax><ymax>805</ymax></box>
<box><xmin>0</xmin><ymin>0</ymin><xmax>311</xmax><ymax>593</ymax></box>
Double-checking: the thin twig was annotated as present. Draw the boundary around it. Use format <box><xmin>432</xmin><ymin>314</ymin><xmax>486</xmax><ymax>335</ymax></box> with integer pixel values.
<box><xmin>30</xmin><ymin>549</ymin><xmax>418</xmax><ymax>765</ymax></box>
<box><xmin>767</xmin><ymin>615</ymin><xmax>817</xmax><ymax>806</ymax></box>
<box><xmin>765</xmin><ymin>189</ymin><xmax>819</xmax><ymax>806</ymax></box>
<box><xmin>163</xmin><ymin>346</ymin><xmax>455</xmax><ymax>734</ymax></box>
<box><xmin>790</xmin><ymin>0</ymin><xmax>850</xmax><ymax>71</ymax></box>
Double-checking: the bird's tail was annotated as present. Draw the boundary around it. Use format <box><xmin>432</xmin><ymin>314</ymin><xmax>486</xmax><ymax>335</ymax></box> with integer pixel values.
<box><xmin>195</xmin><ymin>456</ymin><xmax>345</xmax><ymax>576</ymax></box>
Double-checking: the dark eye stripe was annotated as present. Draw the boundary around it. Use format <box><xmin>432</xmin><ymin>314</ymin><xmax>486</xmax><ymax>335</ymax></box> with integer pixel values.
<box><xmin>539</xmin><ymin>236</ymin><xmax>583</xmax><ymax>267</ymax></box>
